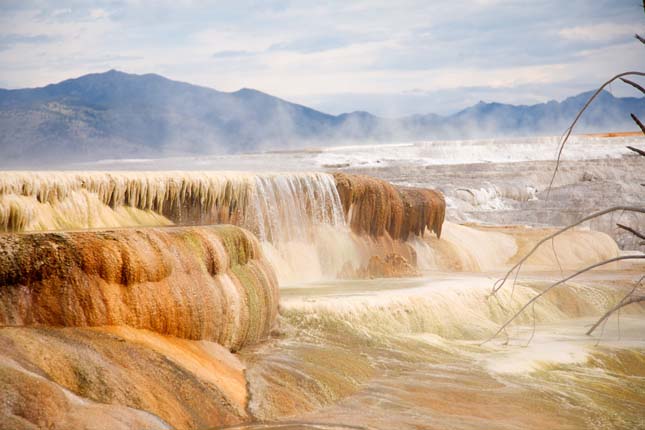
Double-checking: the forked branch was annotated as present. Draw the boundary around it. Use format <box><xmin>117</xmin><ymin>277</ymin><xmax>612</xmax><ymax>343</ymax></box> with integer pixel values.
<box><xmin>586</xmin><ymin>297</ymin><xmax>645</xmax><ymax>335</ymax></box>
<box><xmin>620</xmin><ymin>78</ymin><xmax>645</xmax><ymax>94</ymax></box>
<box><xmin>546</xmin><ymin>71</ymin><xmax>645</xmax><ymax>198</ymax></box>
<box><xmin>617</xmin><ymin>223</ymin><xmax>645</xmax><ymax>241</ymax></box>
<box><xmin>586</xmin><ymin>275</ymin><xmax>645</xmax><ymax>335</ymax></box>
<box><xmin>486</xmin><ymin>256</ymin><xmax>645</xmax><ymax>343</ymax></box>
<box><xmin>492</xmin><ymin>206</ymin><xmax>645</xmax><ymax>295</ymax></box>
<box><xmin>620</xmin><ymin>77</ymin><xmax>645</xmax><ymax>94</ymax></box>
<box><xmin>630</xmin><ymin>114</ymin><xmax>645</xmax><ymax>135</ymax></box>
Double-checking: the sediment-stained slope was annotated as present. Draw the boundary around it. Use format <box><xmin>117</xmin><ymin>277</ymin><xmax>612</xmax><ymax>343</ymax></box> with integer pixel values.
<box><xmin>0</xmin><ymin>326</ymin><xmax>249</xmax><ymax>430</ymax></box>
<box><xmin>0</xmin><ymin>224</ymin><xmax>280</xmax><ymax>429</ymax></box>
<box><xmin>416</xmin><ymin>221</ymin><xmax>621</xmax><ymax>272</ymax></box>
<box><xmin>0</xmin><ymin>225</ymin><xmax>279</xmax><ymax>350</ymax></box>
<box><xmin>251</xmin><ymin>275</ymin><xmax>645</xmax><ymax>429</ymax></box>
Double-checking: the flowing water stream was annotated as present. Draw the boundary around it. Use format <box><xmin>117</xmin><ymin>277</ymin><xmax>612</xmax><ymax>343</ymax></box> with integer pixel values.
<box><xmin>238</xmin><ymin>273</ymin><xmax>645</xmax><ymax>430</ymax></box>
<box><xmin>1</xmin><ymin>137</ymin><xmax>643</xmax><ymax>429</ymax></box>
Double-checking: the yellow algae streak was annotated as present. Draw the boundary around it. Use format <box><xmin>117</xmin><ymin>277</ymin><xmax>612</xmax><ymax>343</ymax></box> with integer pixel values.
<box><xmin>0</xmin><ymin>191</ymin><xmax>172</xmax><ymax>231</ymax></box>
<box><xmin>0</xmin><ymin>171</ymin><xmax>255</xmax><ymax>232</ymax></box>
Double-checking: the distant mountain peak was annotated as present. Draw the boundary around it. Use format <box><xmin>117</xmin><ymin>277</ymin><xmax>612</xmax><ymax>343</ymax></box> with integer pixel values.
<box><xmin>0</xmin><ymin>70</ymin><xmax>643</xmax><ymax>167</ymax></box>
<box><xmin>339</xmin><ymin>110</ymin><xmax>376</xmax><ymax>118</ymax></box>
<box><xmin>234</xmin><ymin>87</ymin><xmax>261</xmax><ymax>94</ymax></box>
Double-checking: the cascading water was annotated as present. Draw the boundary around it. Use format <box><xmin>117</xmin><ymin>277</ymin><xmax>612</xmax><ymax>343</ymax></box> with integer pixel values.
<box><xmin>247</xmin><ymin>173</ymin><xmax>362</xmax><ymax>283</ymax></box>
<box><xmin>242</xmin><ymin>273</ymin><xmax>645</xmax><ymax>430</ymax></box>
<box><xmin>0</xmin><ymin>171</ymin><xmax>445</xmax><ymax>284</ymax></box>
<box><xmin>0</xmin><ymin>162</ymin><xmax>641</xmax><ymax>430</ymax></box>
<box><xmin>250</xmin><ymin>173</ymin><xmax>345</xmax><ymax>242</ymax></box>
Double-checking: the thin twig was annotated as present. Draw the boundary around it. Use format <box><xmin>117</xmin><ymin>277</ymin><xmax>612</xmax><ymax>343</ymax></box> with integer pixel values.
<box><xmin>586</xmin><ymin>275</ymin><xmax>645</xmax><ymax>340</ymax></box>
<box><xmin>492</xmin><ymin>206</ymin><xmax>645</xmax><ymax>295</ymax></box>
<box><xmin>630</xmin><ymin>114</ymin><xmax>645</xmax><ymax>135</ymax></box>
<box><xmin>525</xmin><ymin>302</ymin><xmax>537</xmax><ymax>347</ymax></box>
<box><xmin>546</xmin><ymin>72</ymin><xmax>645</xmax><ymax>199</ymax></box>
<box><xmin>510</xmin><ymin>260</ymin><xmax>521</xmax><ymax>301</ymax></box>
<box><xmin>586</xmin><ymin>275</ymin><xmax>645</xmax><ymax>335</ymax></box>
<box><xmin>594</xmin><ymin>308</ymin><xmax>610</xmax><ymax>347</ymax></box>
<box><xmin>627</xmin><ymin>145</ymin><xmax>645</xmax><ymax>157</ymax></box>
<box><xmin>617</xmin><ymin>223</ymin><xmax>645</xmax><ymax>241</ymax></box>
<box><xmin>485</xmin><ymin>256</ymin><xmax>645</xmax><ymax>344</ymax></box>
<box><xmin>620</xmin><ymin>77</ymin><xmax>645</xmax><ymax>94</ymax></box>
<box><xmin>551</xmin><ymin>236</ymin><xmax>564</xmax><ymax>277</ymax></box>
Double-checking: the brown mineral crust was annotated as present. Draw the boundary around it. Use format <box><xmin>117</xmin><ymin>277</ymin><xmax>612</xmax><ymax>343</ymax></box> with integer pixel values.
<box><xmin>0</xmin><ymin>225</ymin><xmax>279</xmax><ymax>351</ymax></box>
<box><xmin>333</xmin><ymin>173</ymin><xmax>445</xmax><ymax>240</ymax></box>
<box><xmin>341</xmin><ymin>253</ymin><xmax>420</xmax><ymax>279</ymax></box>
<box><xmin>0</xmin><ymin>325</ymin><xmax>249</xmax><ymax>430</ymax></box>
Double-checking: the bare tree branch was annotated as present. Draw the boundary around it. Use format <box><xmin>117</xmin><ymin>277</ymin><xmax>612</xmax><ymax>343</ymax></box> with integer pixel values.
<box><xmin>630</xmin><ymin>114</ymin><xmax>645</xmax><ymax>135</ymax></box>
<box><xmin>620</xmin><ymin>77</ymin><xmax>645</xmax><ymax>94</ymax></box>
<box><xmin>485</xmin><ymin>256</ymin><xmax>645</xmax><ymax>343</ymax></box>
<box><xmin>546</xmin><ymin>71</ymin><xmax>645</xmax><ymax>199</ymax></box>
<box><xmin>627</xmin><ymin>145</ymin><xmax>645</xmax><ymax>157</ymax></box>
<box><xmin>492</xmin><ymin>206</ymin><xmax>645</xmax><ymax>295</ymax></box>
<box><xmin>587</xmin><ymin>276</ymin><xmax>645</xmax><ymax>335</ymax></box>
<box><xmin>617</xmin><ymin>223</ymin><xmax>645</xmax><ymax>240</ymax></box>
<box><xmin>489</xmin><ymin>31</ymin><xmax>645</xmax><ymax>343</ymax></box>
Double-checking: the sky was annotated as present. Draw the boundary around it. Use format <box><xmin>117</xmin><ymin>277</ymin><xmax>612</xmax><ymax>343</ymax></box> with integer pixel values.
<box><xmin>0</xmin><ymin>0</ymin><xmax>644</xmax><ymax>116</ymax></box>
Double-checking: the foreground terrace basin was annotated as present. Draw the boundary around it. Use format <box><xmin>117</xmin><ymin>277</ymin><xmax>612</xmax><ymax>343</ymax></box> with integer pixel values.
<box><xmin>0</xmin><ymin>158</ymin><xmax>643</xmax><ymax>429</ymax></box>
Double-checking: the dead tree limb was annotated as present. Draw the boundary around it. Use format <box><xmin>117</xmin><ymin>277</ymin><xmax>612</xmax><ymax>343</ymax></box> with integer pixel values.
<box><xmin>617</xmin><ymin>223</ymin><xmax>645</xmax><ymax>241</ymax></box>
<box><xmin>630</xmin><ymin>114</ymin><xmax>645</xmax><ymax>135</ymax></box>
<box><xmin>627</xmin><ymin>145</ymin><xmax>645</xmax><ymax>157</ymax></box>
<box><xmin>485</xmin><ymin>256</ymin><xmax>645</xmax><ymax>343</ymax></box>
<box><xmin>490</xmin><ymin>31</ymin><xmax>645</xmax><ymax>343</ymax></box>
<box><xmin>587</xmin><ymin>275</ymin><xmax>645</xmax><ymax>335</ymax></box>
<box><xmin>620</xmin><ymin>78</ymin><xmax>645</xmax><ymax>94</ymax></box>
<box><xmin>492</xmin><ymin>206</ymin><xmax>645</xmax><ymax>295</ymax></box>
<box><xmin>546</xmin><ymin>71</ymin><xmax>645</xmax><ymax>199</ymax></box>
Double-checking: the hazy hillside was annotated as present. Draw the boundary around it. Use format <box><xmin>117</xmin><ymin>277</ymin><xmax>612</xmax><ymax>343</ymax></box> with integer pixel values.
<box><xmin>0</xmin><ymin>70</ymin><xmax>643</xmax><ymax>165</ymax></box>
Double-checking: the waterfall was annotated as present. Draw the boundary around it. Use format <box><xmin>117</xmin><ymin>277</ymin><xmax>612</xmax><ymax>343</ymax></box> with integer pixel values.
<box><xmin>0</xmin><ymin>171</ymin><xmax>446</xmax><ymax>284</ymax></box>
<box><xmin>0</xmin><ymin>170</ymin><xmax>640</xmax><ymax>430</ymax></box>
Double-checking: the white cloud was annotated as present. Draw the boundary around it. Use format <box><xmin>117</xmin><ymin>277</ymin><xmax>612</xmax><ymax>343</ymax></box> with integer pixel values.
<box><xmin>89</xmin><ymin>8</ymin><xmax>110</xmax><ymax>20</ymax></box>
<box><xmin>559</xmin><ymin>23</ymin><xmax>634</xmax><ymax>42</ymax></box>
<box><xmin>0</xmin><ymin>0</ymin><xmax>643</xmax><ymax>115</ymax></box>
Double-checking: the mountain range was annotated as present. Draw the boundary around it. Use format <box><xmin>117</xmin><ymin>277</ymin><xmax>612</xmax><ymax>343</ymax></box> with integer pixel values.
<box><xmin>1</xmin><ymin>70</ymin><xmax>643</xmax><ymax>165</ymax></box>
